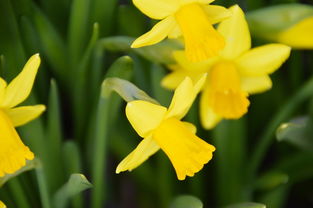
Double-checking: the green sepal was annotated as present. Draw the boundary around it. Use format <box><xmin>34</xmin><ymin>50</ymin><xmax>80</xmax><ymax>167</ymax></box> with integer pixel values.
<box><xmin>255</xmin><ymin>171</ymin><xmax>289</xmax><ymax>191</ymax></box>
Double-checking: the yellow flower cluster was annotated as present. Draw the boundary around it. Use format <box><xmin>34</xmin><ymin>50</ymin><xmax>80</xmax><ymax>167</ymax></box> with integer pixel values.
<box><xmin>117</xmin><ymin>1</ymin><xmax>291</xmax><ymax>180</ymax></box>
<box><xmin>0</xmin><ymin>1</ymin><xmax>294</xmax><ymax>183</ymax></box>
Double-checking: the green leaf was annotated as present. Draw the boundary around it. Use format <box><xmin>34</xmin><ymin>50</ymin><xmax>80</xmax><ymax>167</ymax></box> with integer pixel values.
<box><xmin>62</xmin><ymin>141</ymin><xmax>83</xmax><ymax>208</ymax></box>
<box><xmin>91</xmin><ymin>56</ymin><xmax>133</xmax><ymax>208</ymax></box>
<box><xmin>0</xmin><ymin>0</ymin><xmax>26</xmax><ymax>79</ymax></box>
<box><xmin>226</xmin><ymin>202</ymin><xmax>266</xmax><ymax>208</ymax></box>
<box><xmin>0</xmin><ymin>159</ymin><xmax>39</xmax><ymax>187</ymax></box>
<box><xmin>31</xmin><ymin>3</ymin><xmax>68</xmax><ymax>79</ymax></box>
<box><xmin>45</xmin><ymin>80</ymin><xmax>64</xmax><ymax>193</ymax></box>
<box><xmin>117</xmin><ymin>5</ymin><xmax>147</xmax><ymax>37</ymax></box>
<box><xmin>68</xmin><ymin>0</ymin><xmax>90</xmax><ymax>66</ymax></box>
<box><xmin>53</xmin><ymin>174</ymin><xmax>92</xmax><ymax>208</ymax></box>
<box><xmin>100</xmin><ymin>36</ymin><xmax>182</xmax><ymax>64</ymax></box>
<box><xmin>72</xmin><ymin>23</ymin><xmax>100</xmax><ymax>140</ymax></box>
<box><xmin>170</xmin><ymin>195</ymin><xmax>203</xmax><ymax>208</ymax></box>
<box><xmin>90</xmin><ymin>0</ymin><xmax>118</xmax><ymax>36</ymax></box>
<box><xmin>213</xmin><ymin>119</ymin><xmax>247</xmax><ymax>205</ymax></box>
<box><xmin>276</xmin><ymin>116</ymin><xmax>313</xmax><ymax>151</ymax></box>
<box><xmin>255</xmin><ymin>171</ymin><xmax>289</xmax><ymax>191</ymax></box>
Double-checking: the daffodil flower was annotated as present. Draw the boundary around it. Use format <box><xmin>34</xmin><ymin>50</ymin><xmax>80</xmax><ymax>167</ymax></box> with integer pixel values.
<box><xmin>131</xmin><ymin>0</ymin><xmax>230</xmax><ymax>62</ymax></box>
<box><xmin>162</xmin><ymin>5</ymin><xmax>291</xmax><ymax>129</ymax></box>
<box><xmin>0</xmin><ymin>54</ymin><xmax>45</xmax><ymax>177</ymax></box>
<box><xmin>116</xmin><ymin>75</ymin><xmax>215</xmax><ymax>180</ymax></box>
<box><xmin>0</xmin><ymin>201</ymin><xmax>5</xmax><ymax>208</ymax></box>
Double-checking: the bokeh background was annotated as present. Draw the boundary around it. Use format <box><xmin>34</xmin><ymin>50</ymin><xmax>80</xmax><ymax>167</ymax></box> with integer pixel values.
<box><xmin>0</xmin><ymin>0</ymin><xmax>313</xmax><ymax>207</ymax></box>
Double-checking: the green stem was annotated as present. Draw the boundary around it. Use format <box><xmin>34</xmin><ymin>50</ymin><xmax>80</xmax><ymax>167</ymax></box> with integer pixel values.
<box><xmin>91</xmin><ymin>56</ymin><xmax>133</xmax><ymax>208</ymax></box>
<box><xmin>247</xmin><ymin>76</ymin><xmax>313</xmax><ymax>193</ymax></box>
<box><xmin>213</xmin><ymin>119</ymin><xmax>247</xmax><ymax>206</ymax></box>
<box><xmin>36</xmin><ymin>165</ymin><xmax>52</xmax><ymax>208</ymax></box>
<box><xmin>91</xmin><ymin>95</ymin><xmax>110</xmax><ymax>208</ymax></box>
<box><xmin>7</xmin><ymin>179</ymin><xmax>31</xmax><ymax>208</ymax></box>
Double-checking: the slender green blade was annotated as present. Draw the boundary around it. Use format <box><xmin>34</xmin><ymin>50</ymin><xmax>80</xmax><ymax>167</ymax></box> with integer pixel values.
<box><xmin>91</xmin><ymin>56</ymin><xmax>133</xmax><ymax>208</ymax></box>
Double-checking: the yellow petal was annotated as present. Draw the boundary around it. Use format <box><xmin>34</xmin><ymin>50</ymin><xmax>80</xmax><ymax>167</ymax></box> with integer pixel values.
<box><xmin>172</xmin><ymin>50</ymin><xmax>217</xmax><ymax>73</ymax></box>
<box><xmin>200</xmin><ymin>86</ymin><xmax>222</xmax><ymax>129</ymax></box>
<box><xmin>5</xmin><ymin>105</ymin><xmax>46</xmax><ymax>127</ymax></box>
<box><xmin>166</xmin><ymin>74</ymin><xmax>206</xmax><ymax>119</ymax></box>
<box><xmin>218</xmin><ymin>5</ymin><xmax>251</xmax><ymax>59</ymax></box>
<box><xmin>116</xmin><ymin>136</ymin><xmax>160</xmax><ymax>173</ymax></box>
<box><xmin>208</xmin><ymin>62</ymin><xmax>250</xmax><ymax>119</ymax></box>
<box><xmin>203</xmin><ymin>5</ymin><xmax>232</xmax><ymax>24</ymax></box>
<box><xmin>237</xmin><ymin>44</ymin><xmax>291</xmax><ymax>76</ymax></box>
<box><xmin>277</xmin><ymin>17</ymin><xmax>313</xmax><ymax>49</ymax></box>
<box><xmin>168</xmin><ymin>25</ymin><xmax>181</xmax><ymax>38</ymax></box>
<box><xmin>0</xmin><ymin>201</ymin><xmax>6</xmax><ymax>208</ymax></box>
<box><xmin>0</xmin><ymin>78</ymin><xmax>7</xmax><ymax>103</ymax></box>
<box><xmin>161</xmin><ymin>69</ymin><xmax>206</xmax><ymax>90</ymax></box>
<box><xmin>153</xmin><ymin>118</ymin><xmax>215</xmax><ymax>180</ymax></box>
<box><xmin>175</xmin><ymin>3</ymin><xmax>225</xmax><ymax>62</ymax></box>
<box><xmin>241</xmin><ymin>75</ymin><xmax>272</xmax><ymax>94</ymax></box>
<box><xmin>126</xmin><ymin>100</ymin><xmax>167</xmax><ymax>138</ymax></box>
<box><xmin>182</xmin><ymin>122</ymin><xmax>197</xmax><ymax>134</ymax></box>
<box><xmin>181</xmin><ymin>0</ymin><xmax>214</xmax><ymax>5</ymax></box>
<box><xmin>133</xmin><ymin>0</ymin><xmax>178</xmax><ymax>19</ymax></box>
<box><xmin>161</xmin><ymin>71</ymin><xmax>188</xmax><ymax>90</ymax></box>
<box><xmin>131</xmin><ymin>16</ymin><xmax>176</xmax><ymax>48</ymax></box>
<box><xmin>0</xmin><ymin>110</ymin><xmax>34</xmax><ymax>177</ymax></box>
<box><xmin>1</xmin><ymin>54</ymin><xmax>40</xmax><ymax>108</ymax></box>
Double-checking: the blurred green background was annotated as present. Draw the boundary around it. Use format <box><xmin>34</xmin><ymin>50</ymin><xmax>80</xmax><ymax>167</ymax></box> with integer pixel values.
<box><xmin>0</xmin><ymin>0</ymin><xmax>313</xmax><ymax>207</ymax></box>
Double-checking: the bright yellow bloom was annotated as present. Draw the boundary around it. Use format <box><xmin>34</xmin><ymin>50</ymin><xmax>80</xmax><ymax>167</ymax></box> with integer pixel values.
<box><xmin>0</xmin><ymin>54</ymin><xmax>45</xmax><ymax>177</ymax></box>
<box><xmin>162</xmin><ymin>5</ymin><xmax>291</xmax><ymax>129</ymax></box>
<box><xmin>0</xmin><ymin>201</ymin><xmax>6</xmax><ymax>208</ymax></box>
<box><xmin>277</xmin><ymin>16</ymin><xmax>313</xmax><ymax>49</ymax></box>
<box><xmin>131</xmin><ymin>0</ymin><xmax>230</xmax><ymax>62</ymax></box>
<box><xmin>116</xmin><ymin>75</ymin><xmax>215</xmax><ymax>180</ymax></box>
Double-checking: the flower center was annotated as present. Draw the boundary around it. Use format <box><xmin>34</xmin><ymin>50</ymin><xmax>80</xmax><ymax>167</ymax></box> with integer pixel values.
<box><xmin>0</xmin><ymin>110</ymin><xmax>34</xmax><ymax>176</ymax></box>
<box><xmin>153</xmin><ymin>118</ymin><xmax>215</xmax><ymax>180</ymax></box>
<box><xmin>175</xmin><ymin>3</ymin><xmax>225</xmax><ymax>62</ymax></box>
<box><xmin>209</xmin><ymin>62</ymin><xmax>250</xmax><ymax>119</ymax></box>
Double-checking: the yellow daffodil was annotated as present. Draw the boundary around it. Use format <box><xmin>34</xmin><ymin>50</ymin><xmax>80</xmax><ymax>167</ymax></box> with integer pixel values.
<box><xmin>116</xmin><ymin>75</ymin><xmax>215</xmax><ymax>180</ymax></box>
<box><xmin>0</xmin><ymin>201</ymin><xmax>5</xmax><ymax>208</ymax></box>
<box><xmin>0</xmin><ymin>54</ymin><xmax>45</xmax><ymax>177</ymax></box>
<box><xmin>131</xmin><ymin>0</ymin><xmax>231</xmax><ymax>62</ymax></box>
<box><xmin>162</xmin><ymin>5</ymin><xmax>291</xmax><ymax>129</ymax></box>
